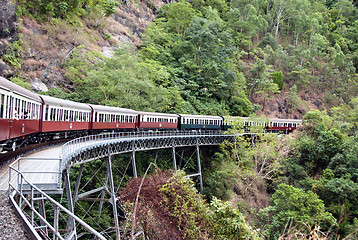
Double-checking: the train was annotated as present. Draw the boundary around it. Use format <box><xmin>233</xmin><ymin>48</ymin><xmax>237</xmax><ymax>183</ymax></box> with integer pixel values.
<box><xmin>0</xmin><ymin>77</ymin><xmax>302</xmax><ymax>153</ymax></box>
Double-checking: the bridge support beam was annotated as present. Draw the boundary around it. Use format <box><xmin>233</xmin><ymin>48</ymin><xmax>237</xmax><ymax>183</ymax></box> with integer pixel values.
<box><xmin>99</xmin><ymin>163</ymin><xmax>110</xmax><ymax>216</ymax></box>
<box><xmin>107</xmin><ymin>154</ymin><xmax>121</xmax><ymax>240</ymax></box>
<box><xmin>64</xmin><ymin>168</ymin><xmax>77</xmax><ymax>239</ymax></box>
<box><xmin>172</xmin><ymin>147</ymin><xmax>177</xmax><ymax>172</ymax></box>
<box><xmin>73</xmin><ymin>164</ymin><xmax>83</xmax><ymax>203</ymax></box>
<box><xmin>38</xmin><ymin>198</ymin><xmax>48</xmax><ymax>235</ymax></box>
<box><xmin>132</xmin><ymin>151</ymin><xmax>137</xmax><ymax>178</ymax></box>
<box><xmin>196</xmin><ymin>145</ymin><xmax>203</xmax><ymax>192</ymax></box>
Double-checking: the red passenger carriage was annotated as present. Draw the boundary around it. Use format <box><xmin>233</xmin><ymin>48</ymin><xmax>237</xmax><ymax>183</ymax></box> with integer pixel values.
<box><xmin>137</xmin><ymin>111</ymin><xmax>178</xmax><ymax>130</ymax></box>
<box><xmin>267</xmin><ymin>118</ymin><xmax>302</xmax><ymax>132</ymax></box>
<box><xmin>90</xmin><ymin>105</ymin><xmax>137</xmax><ymax>131</ymax></box>
<box><xmin>40</xmin><ymin>95</ymin><xmax>92</xmax><ymax>139</ymax></box>
<box><xmin>0</xmin><ymin>77</ymin><xmax>42</xmax><ymax>151</ymax></box>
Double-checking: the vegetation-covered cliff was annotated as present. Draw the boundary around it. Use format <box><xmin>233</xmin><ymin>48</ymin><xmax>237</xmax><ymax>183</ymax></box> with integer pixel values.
<box><xmin>1</xmin><ymin>0</ymin><xmax>358</xmax><ymax>239</ymax></box>
<box><xmin>1</xmin><ymin>0</ymin><xmax>357</xmax><ymax>117</ymax></box>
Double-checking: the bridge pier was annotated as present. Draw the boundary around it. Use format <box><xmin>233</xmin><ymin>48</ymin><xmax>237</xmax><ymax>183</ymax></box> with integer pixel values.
<box><xmin>73</xmin><ymin>164</ymin><xmax>84</xmax><ymax>204</ymax></box>
<box><xmin>132</xmin><ymin>151</ymin><xmax>137</xmax><ymax>178</ymax></box>
<box><xmin>196</xmin><ymin>145</ymin><xmax>203</xmax><ymax>192</ymax></box>
<box><xmin>64</xmin><ymin>168</ymin><xmax>77</xmax><ymax>239</ymax></box>
<box><xmin>107</xmin><ymin>154</ymin><xmax>121</xmax><ymax>240</ymax></box>
<box><xmin>172</xmin><ymin>146</ymin><xmax>177</xmax><ymax>172</ymax></box>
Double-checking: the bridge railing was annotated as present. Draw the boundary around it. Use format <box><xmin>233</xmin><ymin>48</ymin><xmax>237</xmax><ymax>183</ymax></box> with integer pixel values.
<box><xmin>8</xmin><ymin>159</ymin><xmax>106</xmax><ymax>240</ymax></box>
<box><xmin>60</xmin><ymin>130</ymin><xmax>224</xmax><ymax>171</ymax></box>
<box><xmin>8</xmin><ymin>157</ymin><xmax>62</xmax><ymax>192</ymax></box>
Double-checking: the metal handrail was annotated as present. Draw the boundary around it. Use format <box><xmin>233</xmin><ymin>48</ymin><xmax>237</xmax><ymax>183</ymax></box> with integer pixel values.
<box><xmin>8</xmin><ymin>160</ymin><xmax>106</xmax><ymax>240</ymax></box>
<box><xmin>9</xmin><ymin>157</ymin><xmax>62</xmax><ymax>190</ymax></box>
<box><xmin>60</xmin><ymin>130</ymin><xmax>225</xmax><ymax>171</ymax></box>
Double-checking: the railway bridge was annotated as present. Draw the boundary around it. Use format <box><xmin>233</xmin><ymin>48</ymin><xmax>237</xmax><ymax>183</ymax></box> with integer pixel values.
<box><xmin>7</xmin><ymin>130</ymin><xmax>242</xmax><ymax>239</ymax></box>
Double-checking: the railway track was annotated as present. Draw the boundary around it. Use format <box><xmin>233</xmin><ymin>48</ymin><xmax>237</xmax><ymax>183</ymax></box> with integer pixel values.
<box><xmin>0</xmin><ymin>138</ymin><xmax>69</xmax><ymax>167</ymax></box>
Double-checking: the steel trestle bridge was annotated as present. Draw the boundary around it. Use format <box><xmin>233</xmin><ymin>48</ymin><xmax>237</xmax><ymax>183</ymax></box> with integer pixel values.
<box><xmin>8</xmin><ymin>130</ymin><xmax>243</xmax><ymax>239</ymax></box>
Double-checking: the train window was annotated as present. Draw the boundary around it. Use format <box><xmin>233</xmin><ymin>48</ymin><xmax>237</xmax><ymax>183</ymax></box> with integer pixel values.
<box><xmin>6</xmin><ymin>96</ymin><xmax>11</xmax><ymax>119</ymax></box>
<box><xmin>53</xmin><ymin>108</ymin><xmax>56</xmax><ymax>121</ymax></box>
<box><xmin>0</xmin><ymin>94</ymin><xmax>3</xmax><ymax>119</ymax></box>
<box><xmin>56</xmin><ymin>109</ymin><xmax>59</xmax><ymax>121</ymax></box>
<box><xmin>50</xmin><ymin>108</ymin><xmax>53</xmax><ymax>121</ymax></box>
<box><xmin>30</xmin><ymin>103</ymin><xmax>34</xmax><ymax>118</ymax></box>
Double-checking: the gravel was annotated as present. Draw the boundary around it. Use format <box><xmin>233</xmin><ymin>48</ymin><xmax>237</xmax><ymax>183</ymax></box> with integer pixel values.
<box><xmin>0</xmin><ymin>191</ymin><xmax>31</xmax><ymax>240</ymax></box>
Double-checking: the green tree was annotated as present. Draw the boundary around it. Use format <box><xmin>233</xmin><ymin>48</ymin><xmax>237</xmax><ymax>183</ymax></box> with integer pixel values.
<box><xmin>210</xmin><ymin>197</ymin><xmax>262</xmax><ymax>240</ymax></box>
<box><xmin>265</xmin><ymin>183</ymin><xmax>336</xmax><ymax>238</ymax></box>
<box><xmin>272</xmin><ymin>71</ymin><xmax>284</xmax><ymax>91</ymax></box>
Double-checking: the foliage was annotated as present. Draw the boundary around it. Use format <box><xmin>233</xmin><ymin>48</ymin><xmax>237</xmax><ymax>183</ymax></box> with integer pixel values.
<box><xmin>140</xmin><ymin>2</ymin><xmax>252</xmax><ymax>116</ymax></box>
<box><xmin>10</xmin><ymin>77</ymin><xmax>31</xmax><ymax>90</ymax></box>
<box><xmin>62</xmin><ymin>45</ymin><xmax>185</xmax><ymax>112</ymax></box>
<box><xmin>16</xmin><ymin>0</ymin><xmax>118</xmax><ymax>21</ymax></box>
<box><xmin>119</xmin><ymin>169</ymin><xmax>260</xmax><ymax>239</ymax></box>
<box><xmin>2</xmin><ymin>40</ymin><xmax>23</xmax><ymax>69</ymax></box>
<box><xmin>210</xmin><ymin>197</ymin><xmax>262</xmax><ymax>239</ymax></box>
<box><xmin>272</xmin><ymin>71</ymin><xmax>284</xmax><ymax>91</ymax></box>
<box><xmin>264</xmin><ymin>183</ymin><xmax>336</xmax><ymax>238</ymax></box>
<box><xmin>159</xmin><ymin>170</ymin><xmax>213</xmax><ymax>239</ymax></box>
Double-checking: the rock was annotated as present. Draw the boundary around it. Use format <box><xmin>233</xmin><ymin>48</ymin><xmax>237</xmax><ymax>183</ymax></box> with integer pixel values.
<box><xmin>0</xmin><ymin>59</ymin><xmax>13</xmax><ymax>78</ymax></box>
<box><xmin>102</xmin><ymin>46</ymin><xmax>114</xmax><ymax>58</ymax></box>
<box><xmin>0</xmin><ymin>191</ymin><xmax>31</xmax><ymax>239</ymax></box>
<box><xmin>31</xmin><ymin>78</ymin><xmax>48</xmax><ymax>92</ymax></box>
<box><xmin>0</xmin><ymin>0</ymin><xmax>17</xmax><ymax>38</ymax></box>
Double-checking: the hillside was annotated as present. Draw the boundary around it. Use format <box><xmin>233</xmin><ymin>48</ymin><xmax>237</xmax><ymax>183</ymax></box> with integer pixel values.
<box><xmin>0</xmin><ymin>0</ymin><xmax>165</xmax><ymax>90</ymax></box>
<box><xmin>1</xmin><ymin>0</ymin><xmax>357</xmax><ymax>117</ymax></box>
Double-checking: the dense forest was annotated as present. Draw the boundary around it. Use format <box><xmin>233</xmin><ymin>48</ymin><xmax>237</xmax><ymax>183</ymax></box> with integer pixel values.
<box><xmin>2</xmin><ymin>0</ymin><xmax>358</xmax><ymax>238</ymax></box>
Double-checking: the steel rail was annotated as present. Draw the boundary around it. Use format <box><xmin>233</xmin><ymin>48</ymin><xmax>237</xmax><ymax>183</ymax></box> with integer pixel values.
<box><xmin>8</xmin><ymin>161</ymin><xmax>106</xmax><ymax>240</ymax></box>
